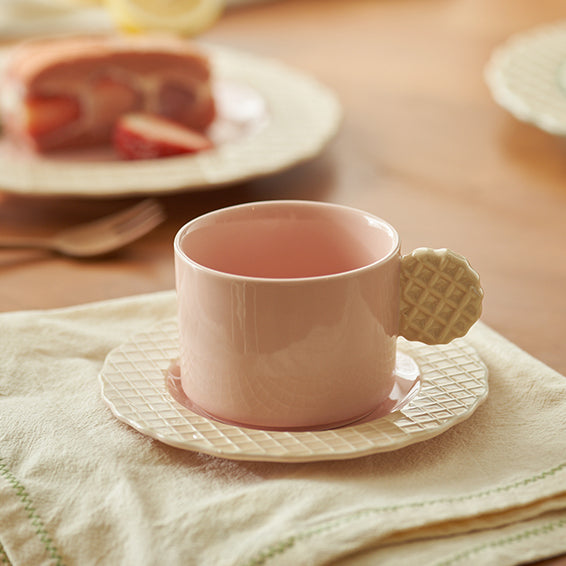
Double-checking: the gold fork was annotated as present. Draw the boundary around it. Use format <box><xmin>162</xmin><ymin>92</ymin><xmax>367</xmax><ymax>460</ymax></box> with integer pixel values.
<box><xmin>0</xmin><ymin>199</ymin><xmax>166</xmax><ymax>258</ymax></box>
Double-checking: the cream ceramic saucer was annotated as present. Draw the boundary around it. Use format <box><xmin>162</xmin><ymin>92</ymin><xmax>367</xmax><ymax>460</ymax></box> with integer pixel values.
<box><xmin>485</xmin><ymin>22</ymin><xmax>566</xmax><ymax>136</ymax></box>
<box><xmin>0</xmin><ymin>44</ymin><xmax>341</xmax><ymax>197</ymax></box>
<box><xmin>98</xmin><ymin>320</ymin><xmax>488</xmax><ymax>463</ymax></box>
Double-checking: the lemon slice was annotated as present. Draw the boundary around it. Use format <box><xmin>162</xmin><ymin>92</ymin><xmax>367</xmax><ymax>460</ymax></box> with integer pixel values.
<box><xmin>104</xmin><ymin>0</ymin><xmax>225</xmax><ymax>36</ymax></box>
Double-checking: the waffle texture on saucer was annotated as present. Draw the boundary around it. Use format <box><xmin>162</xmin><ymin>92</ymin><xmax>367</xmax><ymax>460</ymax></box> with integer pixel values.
<box><xmin>399</xmin><ymin>248</ymin><xmax>483</xmax><ymax>345</ymax></box>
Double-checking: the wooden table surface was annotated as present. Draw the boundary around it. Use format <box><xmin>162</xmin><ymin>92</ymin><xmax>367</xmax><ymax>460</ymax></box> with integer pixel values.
<box><xmin>1</xmin><ymin>1</ymin><xmax>565</xmax><ymax>563</ymax></box>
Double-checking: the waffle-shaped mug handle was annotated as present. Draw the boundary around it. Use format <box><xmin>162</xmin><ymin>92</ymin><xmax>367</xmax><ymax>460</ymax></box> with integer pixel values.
<box><xmin>399</xmin><ymin>248</ymin><xmax>483</xmax><ymax>345</ymax></box>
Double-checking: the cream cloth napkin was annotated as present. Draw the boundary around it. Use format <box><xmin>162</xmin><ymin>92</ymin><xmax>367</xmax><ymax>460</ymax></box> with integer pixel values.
<box><xmin>1</xmin><ymin>291</ymin><xmax>566</xmax><ymax>566</ymax></box>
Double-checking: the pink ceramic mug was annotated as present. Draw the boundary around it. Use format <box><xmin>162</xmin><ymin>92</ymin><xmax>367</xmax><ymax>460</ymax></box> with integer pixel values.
<box><xmin>174</xmin><ymin>200</ymin><xmax>483</xmax><ymax>430</ymax></box>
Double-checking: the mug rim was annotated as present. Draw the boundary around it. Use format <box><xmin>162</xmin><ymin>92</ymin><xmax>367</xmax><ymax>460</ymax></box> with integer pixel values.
<box><xmin>173</xmin><ymin>200</ymin><xmax>401</xmax><ymax>283</ymax></box>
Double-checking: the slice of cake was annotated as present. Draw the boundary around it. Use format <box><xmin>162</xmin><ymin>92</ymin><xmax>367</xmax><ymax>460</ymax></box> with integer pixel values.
<box><xmin>0</xmin><ymin>34</ymin><xmax>216</xmax><ymax>153</ymax></box>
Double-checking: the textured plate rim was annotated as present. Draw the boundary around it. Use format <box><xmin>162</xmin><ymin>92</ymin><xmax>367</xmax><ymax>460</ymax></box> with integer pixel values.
<box><xmin>0</xmin><ymin>43</ymin><xmax>342</xmax><ymax>197</ymax></box>
<box><xmin>98</xmin><ymin>319</ymin><xmax>488</xmax><ymax>463</ymax></box>
<box><xmin>485</xmin><ymin>21</ymin><xmax>566</xmax><ymax>136</ymax></box>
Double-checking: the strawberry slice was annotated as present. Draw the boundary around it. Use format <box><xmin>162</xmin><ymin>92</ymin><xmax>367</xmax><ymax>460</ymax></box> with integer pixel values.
<box><xmin>113</xmin><ymin>112</ymin><xmax>213</xmax><ymax>160</ymax></box>
<box><xmin>92</xmin><ymin>76</ymin><xmax>140</xmax><ymax>123</ymax></box>
<box><xmin>24</xmin><ymin>95</ymin><xmax>80</xmax><ymax>136</ymax></box>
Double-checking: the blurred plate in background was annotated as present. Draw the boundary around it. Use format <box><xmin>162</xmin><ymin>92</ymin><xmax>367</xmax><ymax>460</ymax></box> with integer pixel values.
<box><xmin>486</xmin><ymin>21</ymin><xmax>566</xmax><ymax>136</ymax></box>
<box><xmin>0</xmin><ymin>44</ymin><xmax>341</xmax><ymax>197</ymax></box>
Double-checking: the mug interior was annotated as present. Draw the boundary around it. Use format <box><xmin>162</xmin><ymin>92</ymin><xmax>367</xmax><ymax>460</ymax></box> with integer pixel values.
<box><xmin>176</xmin><ymin>201</ymin><xmax>398</xmax><ymax>279</ymax></box>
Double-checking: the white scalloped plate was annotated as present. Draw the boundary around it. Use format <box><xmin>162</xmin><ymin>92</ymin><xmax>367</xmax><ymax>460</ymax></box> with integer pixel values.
<box><xmin>0</xmin><ymin>43</ymin><xmax>341</xmax><ymax>197</ymax></box>
<box><xmin>98</xmin><ymin>320</ymin><xmax>488</xmax><ymax>462</ymax></box>
<box><xmin>485</xmin><ymin>22</ymin><xmax>566</xmax><ymax>135</ymax></box>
